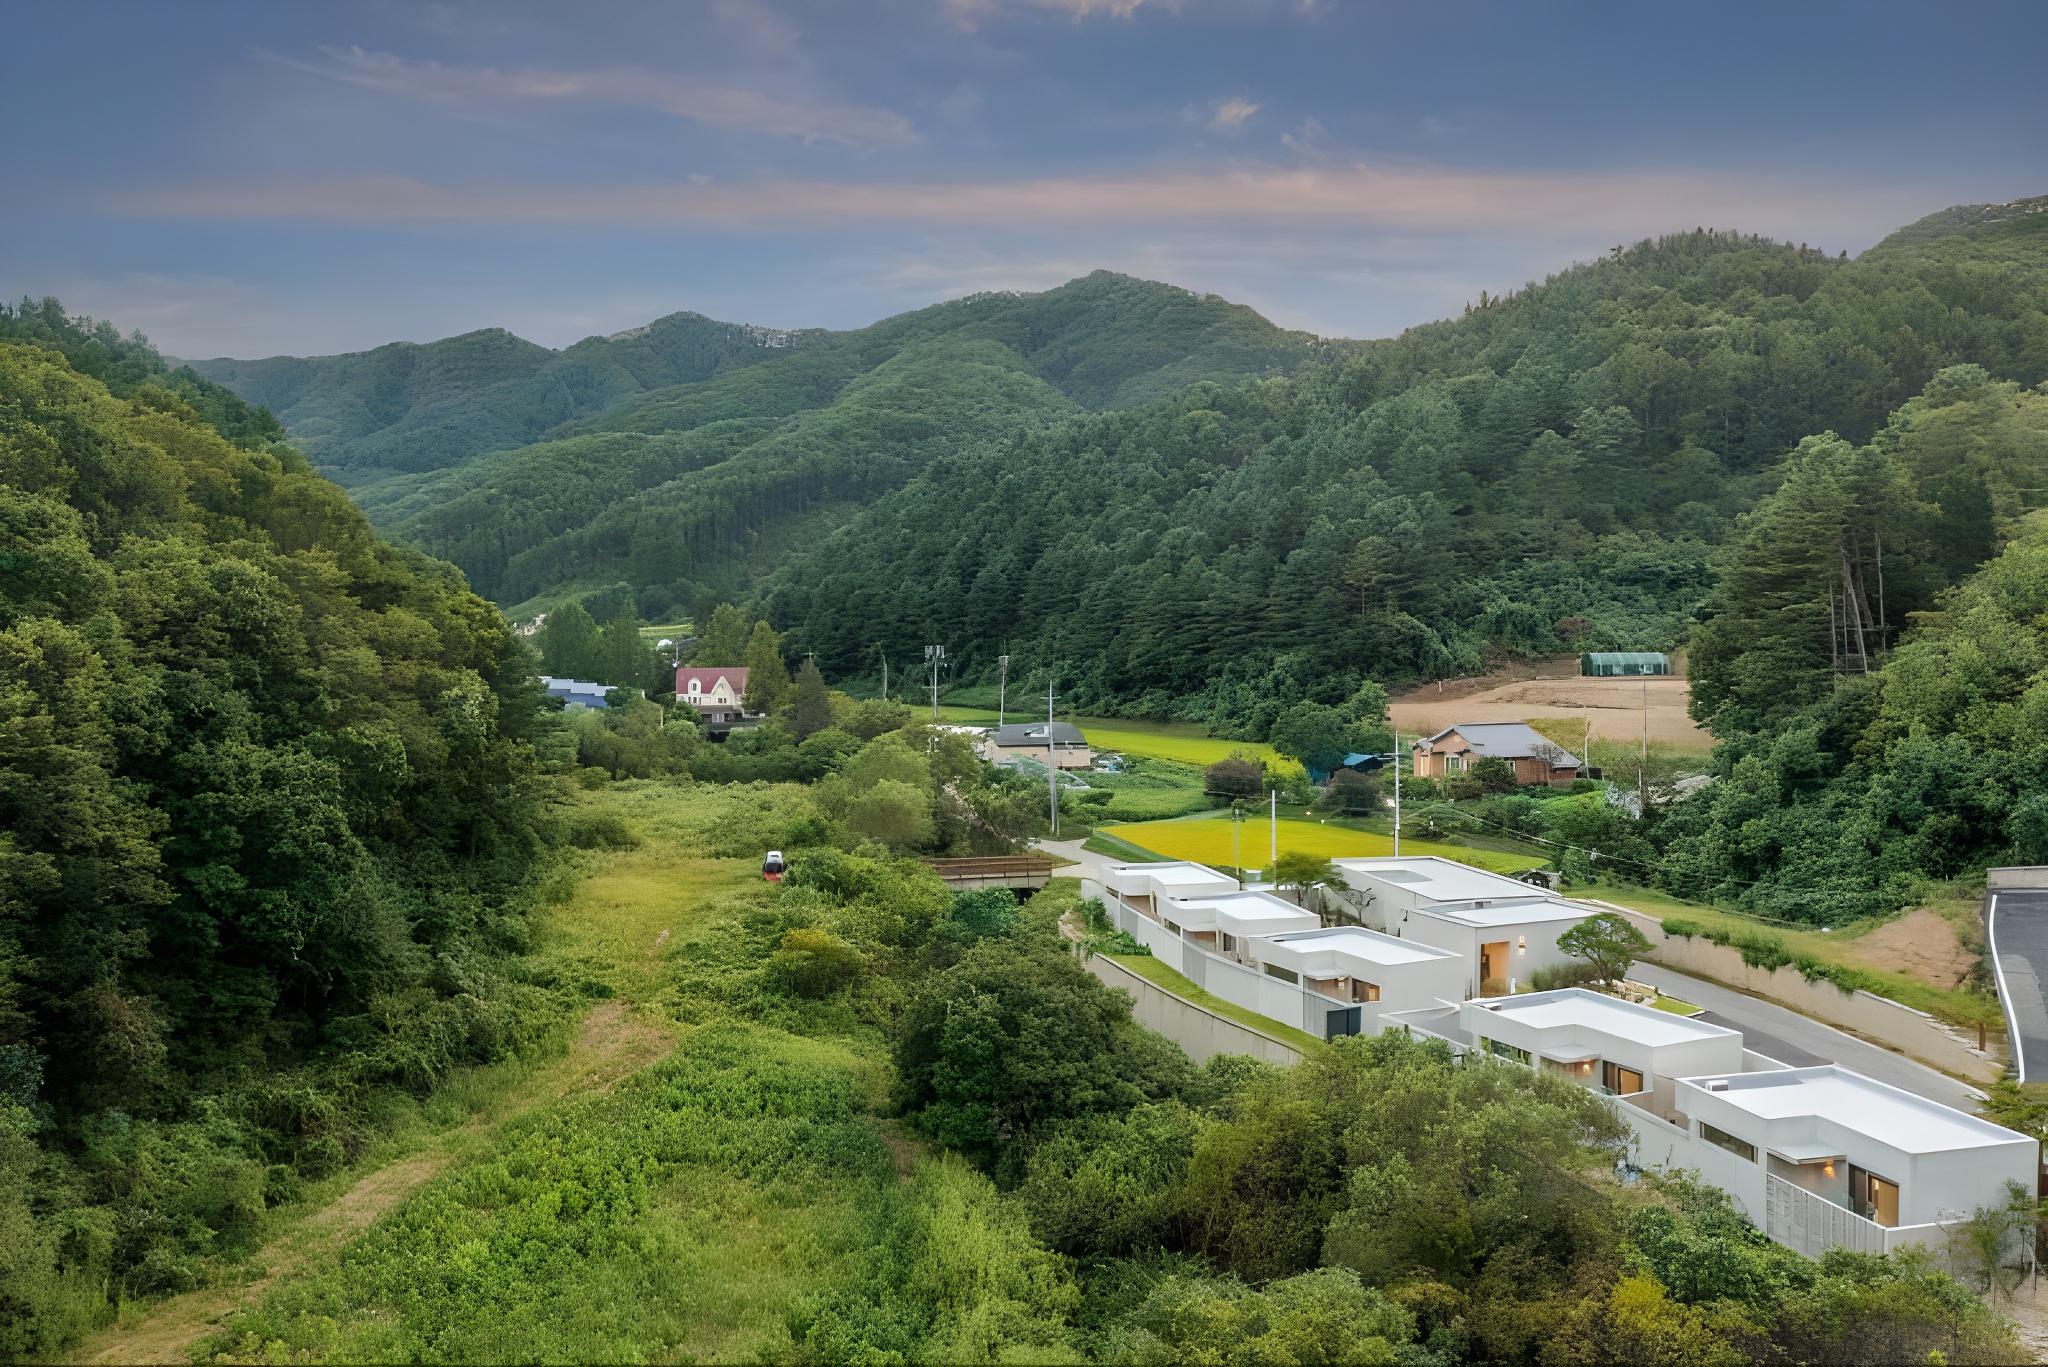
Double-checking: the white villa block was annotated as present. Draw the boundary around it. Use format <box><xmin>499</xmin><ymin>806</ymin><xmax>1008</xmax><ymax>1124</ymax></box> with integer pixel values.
<box><xmin>1246</xmin><ymin>927</ymin><xmax>1466</xmax><ymax>1021</ymax></box>
<box><xmin>1158</xmin><ymin>889</ymin><xmax>1320</xmax><ymax>945</ymax></box>
<box><xmin>1645</xmin><ymin>1066</ymin><xmax>2040</xmax><ymax>1256</ymax></box>
<box><xmin>1461</xmin><ymin>988</ymin><xmax>1744</xmax><ymax>1105</ymax></box>
<box><xmin>1332</xmin><ymin>857</ymin><xmax>1592</xmax><ymax>995</ymax></box>
<box><xmin>1100</xmin><ymin>860</ymin><xmax>1237</xmax><ymax>906</ymax></box>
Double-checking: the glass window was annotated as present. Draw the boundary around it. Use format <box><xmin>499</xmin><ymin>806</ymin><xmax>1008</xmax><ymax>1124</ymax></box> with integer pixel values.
<box><xmin>1602</xmin><ymin>1061</ymin><xmax>1644</xmax><ymax>1095</ymax></box>
<box><xmin>1483</xmin><ymin>1037</ymin><xmax>1532</xmax><ymax>1066</ymax></box>
<box><xmin>1699</xmin><ymin>1122</ymin><xmax>1756</xmax><ymax>1163</ymax></box>
<box><xmin>1263</xmin><ymin>963</ymin><xmax>1299</xmax><ymax>984</ymax></box>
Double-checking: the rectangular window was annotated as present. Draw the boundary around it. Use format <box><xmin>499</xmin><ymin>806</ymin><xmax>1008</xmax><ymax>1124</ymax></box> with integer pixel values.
<box><xmin>1483</xmin><ymin>1037</ymin><xmax>1532</xmax><ymax>1066</ymax></box>
<box><xmin>1262</xmin><ymin>963</ymin><xmax>1299</xmax><ymax>984</ymax></box>
<box><xmin>1602</xmin><ymin>1061</ymin><xmax>1644</xmax><ymax>1095</ymax></box>
<box><xmin>1699</xmin><ymin>1122</ymin><xmax>1756</xmax><ymax>1163</ymax></box>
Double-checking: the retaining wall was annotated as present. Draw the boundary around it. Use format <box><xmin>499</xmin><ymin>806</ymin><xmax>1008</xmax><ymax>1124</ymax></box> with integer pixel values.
<box><xmin>1084</xmin><ymin>954</ymin><xmax>1303</xmax><ymax>1067</ymax></box>
<box><xmin>1588</xmin><ymin>901</ymin><xmax>2003</xmax><ymax>1083</ymax></box>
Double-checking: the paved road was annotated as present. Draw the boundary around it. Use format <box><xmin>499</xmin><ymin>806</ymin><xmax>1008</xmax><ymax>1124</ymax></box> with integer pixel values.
<box><xmin>1035</xmin><ymin>836</ymin><xmax>1117</xmax><ymax>884</ymax></box>
<box><xmin>1631</xmin><ymin>961</ymin><xmax>1985</xmax><ymax>1111</ymax></box>
<box><xmin>1988</xmin><ymin>889</ymin><xmax>2048</xmax><ymax>1084</ymax></box>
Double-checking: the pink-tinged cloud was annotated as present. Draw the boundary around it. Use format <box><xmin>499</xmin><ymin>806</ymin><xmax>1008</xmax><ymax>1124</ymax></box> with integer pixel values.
<box><xmin>112</xmin><ymin>163</ymin><xmax>1938</xmax><ymax>245</ymax></box>
<box><xmin>265</xmin><ymin>46</ymin><xmax>916</xmax><ymax>149</ymax></box>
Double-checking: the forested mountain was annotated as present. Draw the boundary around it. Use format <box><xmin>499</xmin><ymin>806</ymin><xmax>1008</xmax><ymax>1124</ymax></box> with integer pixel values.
<box><xmin>765</xmin><ymin>204</ymin><xmax>2048</xmax><ymax>731</ymax></box>
<box><xmin>186</xmin><ymin>310</ymin><xmax>826</xmax><ymax>481</ymax></box>
<box><xmin>1656</xmin><ymin>366</ymin><xmax>2048</xmax><ymax>922</ymax></box>
<box><xmin>193</xmin><ymin>273</ymin><xmax>1336</xmax><ymax>618</ymax></box>
<box><xmin>1</xmin><ymin>307</ymin><xmax>555</xmax><ymax>1341</ymax></box>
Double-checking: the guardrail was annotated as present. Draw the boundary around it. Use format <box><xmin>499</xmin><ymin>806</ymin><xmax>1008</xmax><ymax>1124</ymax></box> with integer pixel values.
<box><xmin>921</xmin><ymin>855</ymin><xmax>1057</xmax><ymax>889</ymax></box>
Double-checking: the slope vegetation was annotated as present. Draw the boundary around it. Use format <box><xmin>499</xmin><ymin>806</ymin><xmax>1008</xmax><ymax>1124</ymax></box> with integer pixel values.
<box><xmin>194</xmin><ymin>273</ymin><xmax>1334</xmax><ymax>619</ymax></box>
<box><xmin>766</xmin><ymin>209</ymin><xmax>2048</xmax><ymax>728</ymax></box>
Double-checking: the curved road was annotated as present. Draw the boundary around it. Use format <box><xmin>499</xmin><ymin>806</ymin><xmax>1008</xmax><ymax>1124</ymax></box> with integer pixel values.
<box><xmin>1988</xmin><ymin>888</ymin><xmax>2048</xmax><ymax>1084</ymax></box>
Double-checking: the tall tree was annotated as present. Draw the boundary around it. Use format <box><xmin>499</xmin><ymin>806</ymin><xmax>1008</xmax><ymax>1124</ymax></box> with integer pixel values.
<box><xmin>535</xmin><ymin>602</ymin><xmax>600</xmax><ymax>679</ymax></box>
<box><xmin>742</xmin><ymin>621</ymin><xmax>793</xmax><ymax>714</ymax></box>
<box><xmin>692</xmin><ymin>602</ymin><xmax>749</xmax><ymax>666</ymax></box>
<box><xmin>790</xmin><ymin>658</ymin><xmax>833</xmax><ymax>738</ymax></box>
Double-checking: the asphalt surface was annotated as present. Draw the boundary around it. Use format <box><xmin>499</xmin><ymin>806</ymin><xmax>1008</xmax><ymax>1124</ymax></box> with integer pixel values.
<box><xmin>1630</xmin><ymin>961</ymin><xmax>1984</xmax><ymax>1111</ymax></box>
<box><xmin>1988</xmin><ymin>888</ymin><xmax>2048</xmax><ymax>1084</ymax></box>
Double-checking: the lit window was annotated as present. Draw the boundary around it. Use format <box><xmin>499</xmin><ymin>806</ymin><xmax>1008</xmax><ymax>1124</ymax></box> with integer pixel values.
<box><xmin>1483</xmin><ymin>1037</ymin><xmax>1532</xmax><ymax>1066</ymax></box>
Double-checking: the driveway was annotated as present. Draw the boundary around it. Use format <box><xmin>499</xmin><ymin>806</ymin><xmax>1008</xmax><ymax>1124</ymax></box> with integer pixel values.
<box><xmin>1988</xmin><ymin>888</ymin><xmax>2048</xmax><ymax>1084</ymax></box>
<box><xmin>1630</xmin><ymin>962</ymin><xmax>1985</xmax><ymax>1111</ymax></box>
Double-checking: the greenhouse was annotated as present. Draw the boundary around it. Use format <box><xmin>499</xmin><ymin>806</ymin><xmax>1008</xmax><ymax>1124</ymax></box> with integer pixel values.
<box><xmin>1580</xmin><ymin>651</ymin><xmax>1671</xmax><ymax>676</ymax></box>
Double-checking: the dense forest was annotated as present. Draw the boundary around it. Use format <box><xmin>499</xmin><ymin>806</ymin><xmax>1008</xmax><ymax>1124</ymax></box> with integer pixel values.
<box><xmin>1651</xmin><ymin>366</ymin><xmax>2048</xmax><ymax>922</ymax></box>
<box><xmin>190</xmin><ymin>273</ymin><xmax>1332</xmax><ymax>619</ymax></box>
<box><xmin>766</xmin><ymin>203</ymin><xmax>2048</xmax><ymax>728</ymax></box>
<box><xmin>0</xmin><ymin>309</ymin><xmax>560</xmax><ymax>1346</ymax></box>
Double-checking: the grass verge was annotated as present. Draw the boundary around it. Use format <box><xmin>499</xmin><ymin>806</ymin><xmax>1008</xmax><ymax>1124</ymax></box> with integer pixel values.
<box><xmin>1100</xmin><ymin>953</ymin><xmax>1325</xmax><ymax>1053</ymax></box>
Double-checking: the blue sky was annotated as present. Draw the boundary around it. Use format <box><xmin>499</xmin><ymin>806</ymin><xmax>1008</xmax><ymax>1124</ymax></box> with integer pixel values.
<box><xmin>6</xmin><ymin>0</ymin><xmax>2044</xmax><ymax>357</ymax></box>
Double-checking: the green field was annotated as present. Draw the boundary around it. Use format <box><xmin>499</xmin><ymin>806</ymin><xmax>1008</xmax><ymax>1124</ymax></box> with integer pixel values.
<box><xmin>1103</xmin><ymin>810</ymin><xmax>1546</xmax><ymax>876</ymax></box>
<box><xmin>935</xmin><ymin>704</ymin><xmax>1276</xmax><ymax>765</ymax></box>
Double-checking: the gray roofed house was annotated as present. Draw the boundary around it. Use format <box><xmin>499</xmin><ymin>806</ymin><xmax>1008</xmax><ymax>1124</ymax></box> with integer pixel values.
<box><xmin>984</xmin><ymin>720</ymin><xmax>1093</xmax><ymax>770</ymax></box>
<box><xmin>1412</xmin><ymin>722</ymin><xmax>1579</xmax><ymax>788</ymax></box>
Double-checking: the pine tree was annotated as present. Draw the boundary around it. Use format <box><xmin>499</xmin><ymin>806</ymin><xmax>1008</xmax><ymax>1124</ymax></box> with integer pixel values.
<box><xmin>692</xmin><ymin>602</ymin><xmax>749</xmax><ymax>666</ymax></box>
<box><xmin>791</xmin><ymin>658</ymin><xmax>832</xmax><ymax>737</ymax></box>
<box><xmin>536</xmin><ymin>603</ymin><xmax>600</xmax><ymax>679</ymax></box>
<box><xmin>742</xmin><ymin>621</ymin><xmax>793</xmax><ymax>713</ymax></box>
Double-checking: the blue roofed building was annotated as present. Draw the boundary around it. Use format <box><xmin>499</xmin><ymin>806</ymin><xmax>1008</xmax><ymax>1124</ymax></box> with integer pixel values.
<box><xmin>540</xmin><ymin>676</ymin><xmax>621</xmax><ymax>710</ymax></box>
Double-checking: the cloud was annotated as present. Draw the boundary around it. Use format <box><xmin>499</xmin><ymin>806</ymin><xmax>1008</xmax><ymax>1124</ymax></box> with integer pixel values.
<box><xmin>263</xmin><ymin>46</ymin><xmax>915</xmax><ymax>148</ymax></box>
<box><xmin>115</xmin><ymin>161</ymin><xmax>1939</xmax><ymax>248</ymax></box>
<box><xmin>1209</xmin><ymin>96</ymin><xmax>1261</xmax><ymax>131</ymax></box>
<box><xmin>941</xmin><ymin>0</ymin><xmax>1169</xmax><ymax>26</ymax></box>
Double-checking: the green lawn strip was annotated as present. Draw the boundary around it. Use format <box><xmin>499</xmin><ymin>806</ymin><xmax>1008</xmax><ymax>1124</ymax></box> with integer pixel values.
<box><xmin>1101</xmin><ymin>953</ymin><xmax>1325</xmax><ymax>1053</ymax></box>
<box><xmin>1082</xmin><ymin>829</ymin><xmax>1170</xmax><ymax>863</ymax></box>
<box><xmin>1650</xmin><ymin>994</ymin><xmax>1703</xmax><ymax>1016</ymax></box>
<box><xmin>1577</xmin><ymin>881</ymin><xmax>2000</xmax><ymax>1029</ymax></box>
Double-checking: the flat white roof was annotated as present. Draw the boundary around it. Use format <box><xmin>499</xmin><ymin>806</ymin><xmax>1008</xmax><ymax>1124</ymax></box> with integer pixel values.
<box><xmin>1142</xmin><ymin>862</ymin><xmax>1235</xmax><ymax>889</ymax></box>
<box><xmin>1335</xmin><ymin>856</ymin><xmax>1558</xmax><ymax>907</ymax></box>
<box><xmin>1472</xmin><ymin>988</ymin><xmax>1739</xmax><ymax>1049</ymax></box>
<box><xmin>1680</xmin><ymin>1065</ymin><xmax>2030</xmax><ymax>1154</ymax></box>
<box><xmin>1262</xmin><ymin>925</ymin><xmax>1460</xmax><ymax>968</ymax></box>
<box><xmin>1162</xmin><ymin>890</ymin><xmax>1318</xmax><ymax>935</ymax></box>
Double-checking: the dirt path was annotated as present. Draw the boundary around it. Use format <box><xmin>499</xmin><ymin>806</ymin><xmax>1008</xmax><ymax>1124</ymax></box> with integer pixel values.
<box><xmin>76</xmin><ymin>1001</ymin><xmax>675</xmax><ymax>1366</ymax></box>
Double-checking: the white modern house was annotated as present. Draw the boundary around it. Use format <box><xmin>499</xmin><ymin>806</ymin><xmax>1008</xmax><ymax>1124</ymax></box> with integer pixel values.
<box><xmin>1100</xmin><ymin>860</ymin><xmax>1239</xmax><ymax>912</ymax></box>
<box><xmin>1243</xmin><ymin>927</ymin><xmax>1466</xmax><ymax>1037</ymax></box>
<box><xmin>1332</xmin><ymin>857</ymin><xmax>1592</xmax><ymax>996</ymax></box>
<box><xmin>1459</xmin><ymin>988</ymin><xmax>1746</xmax><ymax>1104</ymax></box>
<box><xmin>1632</xmin><ymin>1066</ymin><xmax>2040</xmax><ymax>1257</ymax></box>
<box><xmin>1157</xmin><ymin>889</ymin><xmax>1320</xmax><ymax>951</ymax></box>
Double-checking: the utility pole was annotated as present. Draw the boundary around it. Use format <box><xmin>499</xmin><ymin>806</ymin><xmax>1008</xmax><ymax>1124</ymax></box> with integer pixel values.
<box><xmin>1392</xmin><ymin>730</ymin><xmax>1402</xmax><ymax>858</ymax></box>
<box><xmin>997</xmin><ymin>653</ymin><xmax>1010</xmax><ymax>726</ymax></box>
<box><xmin>1232</xmin><ymin>801</ymin><xmax>1245</xmax><ymax>888</ymax></box>
<box><xmin>1270</xmin><ymin>787</ymin><xmax>1278</xmax><ymax>874</ymax></box>
<box><xmin>1046</xmin><ymin>675</ymin><xmax>1059</xmax><ymax>836</ymax></box>
<box><xmin>924</xmin><ymin>643</ymin><xmax>944</xmax><ymax>721</ymax></box>
<box><xmin>1639</xmin><ymin>678</ymin><xmax>1649</xmax><ymax>817</ymax></box>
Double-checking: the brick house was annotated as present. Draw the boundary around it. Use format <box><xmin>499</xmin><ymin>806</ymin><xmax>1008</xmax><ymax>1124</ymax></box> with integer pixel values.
<box><xmin>1412</xmin><ymin>722</ymin><xmax>1579</xmax><ymax>788</ymax></box>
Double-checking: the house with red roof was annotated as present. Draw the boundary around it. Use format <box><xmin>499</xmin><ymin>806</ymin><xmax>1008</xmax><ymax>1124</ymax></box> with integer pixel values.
<box><xmin>676</xmin><ymin>665</ymin><xmax>756</xmax><ymax>732</ymax></box>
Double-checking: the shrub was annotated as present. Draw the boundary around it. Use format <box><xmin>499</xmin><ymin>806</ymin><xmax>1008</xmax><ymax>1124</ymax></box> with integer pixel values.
<box><xmin>768</xmin><ymin>929</ymin><xmax>868</xmax><ymax>998</ymax></box>
<box><xmin>1530</xmin><ymin>961</ymin><xmax>1607</xmax><ymax>992</ymax></box>
<box><xmin>566</xmin><ymin>809</ymin><xmax>639</xmax><ymax>850</ymax></box>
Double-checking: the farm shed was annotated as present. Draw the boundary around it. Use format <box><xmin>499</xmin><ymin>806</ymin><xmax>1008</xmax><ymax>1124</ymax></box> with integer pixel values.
<box><xmin>1580</xmin><ymin>651</ymin><xmax>1671</xmax><ymax>677</ymax></box>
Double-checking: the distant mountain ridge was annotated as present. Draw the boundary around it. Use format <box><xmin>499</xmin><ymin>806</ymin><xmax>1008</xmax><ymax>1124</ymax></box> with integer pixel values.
<box><xmin>193</xmin><ymin>272</ymin><xmax>1340</xmax><ymax>617</ymax></box>
<box><xmin>187</xmin><ymin>309</ymin><xmax>830</xmax><ymax>480</ymax></box>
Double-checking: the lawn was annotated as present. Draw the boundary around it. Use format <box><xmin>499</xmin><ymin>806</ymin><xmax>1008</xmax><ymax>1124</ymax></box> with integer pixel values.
<box><xmin>935</xmin><ymin>704</ymin><xmax>1276</xmax><ymax>766</ymax></box>
<box><xmin>1104</xmin><ymin>811</ymin><xmax>1547</xmax><ymax>877</ymax></box>
<box><xmin>1103</xmin><ymin>953</ymin><xmax>1324</xmax><ymax>1053</ymax></box>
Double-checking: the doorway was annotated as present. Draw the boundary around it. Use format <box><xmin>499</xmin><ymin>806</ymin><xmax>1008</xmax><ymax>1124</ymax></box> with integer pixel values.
<box><xmin>1850</xmin><ymin>1165</ymin><xmax>1900</xmax><ymax>1226</ymax></box>
<box><xmin>1480</xmin><ymin>940</ymin><xmax>1510</xmax><ymax>992</ymax></box>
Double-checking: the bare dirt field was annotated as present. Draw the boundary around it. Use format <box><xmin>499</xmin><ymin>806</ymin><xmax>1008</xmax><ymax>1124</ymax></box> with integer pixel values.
<box><xmin>1390</xmin><ymin>657</ymin><xmax>1710</xmax><ymax>751</ymax></box>
<box><xmin>1834</xmin><ymin>905</ymin><xmax>1983</xmax><ymax>993</ymax></box>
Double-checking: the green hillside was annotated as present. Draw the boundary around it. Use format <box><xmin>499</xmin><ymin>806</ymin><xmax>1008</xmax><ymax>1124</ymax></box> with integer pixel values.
<box><xmin>186</xmin><ymin>310</ymin><xmax>828</xmax><ymax>481</ymax></box>
<box><xmin>765</xmin><ymin>210</ymin><xmax>2048</xmax><ymax>733</ymax></box>
<box><xmin>206</xmin><ymin>271</ymin><xmax>1334</xmax><ymax>620</ymax></box>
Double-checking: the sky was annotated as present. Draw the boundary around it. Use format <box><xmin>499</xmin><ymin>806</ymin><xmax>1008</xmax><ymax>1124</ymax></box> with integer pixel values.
<box><xmin>6</xmin><ymin>0</ymin><xmax>2046</xmax><ymax>358</ymax></box>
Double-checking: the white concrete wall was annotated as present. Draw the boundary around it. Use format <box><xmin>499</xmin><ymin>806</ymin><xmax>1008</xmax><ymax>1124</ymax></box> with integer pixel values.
<box><xmin>1084</xmin><ymin>955</ymin><xmax>1302</xmax><ymax>1066</ymax></box>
